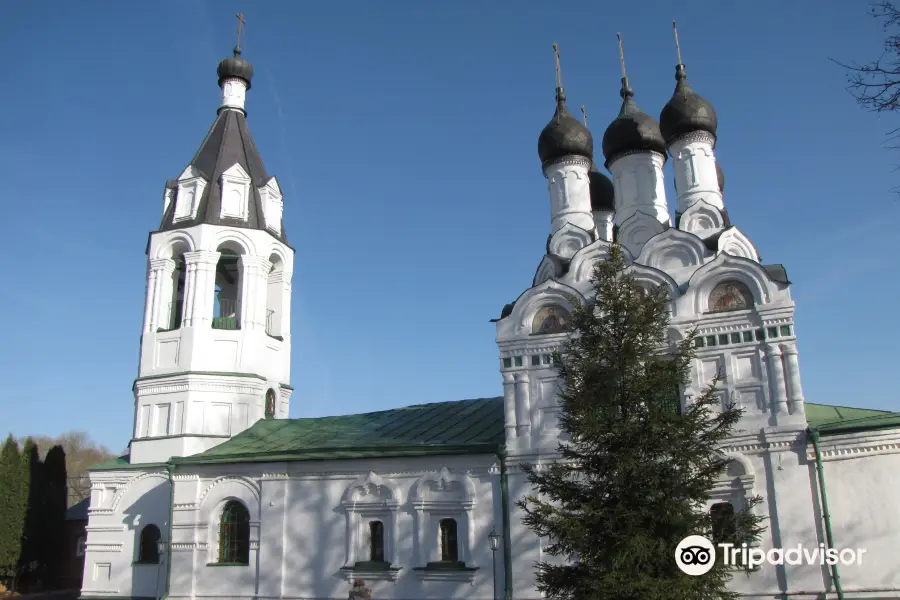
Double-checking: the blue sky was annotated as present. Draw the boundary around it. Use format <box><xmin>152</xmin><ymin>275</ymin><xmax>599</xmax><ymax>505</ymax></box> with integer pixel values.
<box><xmin>2</xmin><ymin>1</ymin><xmax>897</xmax><ymax>452</ymax></box>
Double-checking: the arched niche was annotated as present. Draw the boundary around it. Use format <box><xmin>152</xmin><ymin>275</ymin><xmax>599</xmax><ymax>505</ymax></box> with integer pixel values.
<box><xmin>498</xmin><ymin>279</ymin><xmax>583</xmax><ymax>341</ymax></box>
<box><xmin>689</xmin><ymin>253</ymin><xmax>772</xmax><ymax>314</ymax></box>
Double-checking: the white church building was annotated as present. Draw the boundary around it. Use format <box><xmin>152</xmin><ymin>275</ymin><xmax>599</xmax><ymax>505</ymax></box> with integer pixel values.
<box><xmin>79</xmin><ymin>35</ymin><xmax>900</xmax><ymax>600</ymax></box>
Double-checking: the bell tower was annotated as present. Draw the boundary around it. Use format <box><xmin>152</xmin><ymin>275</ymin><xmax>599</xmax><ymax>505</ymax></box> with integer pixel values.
<box><xmin>130</xmin><ymin>20</ymin><xmax>294</xmax><ymax>465</ymax></box>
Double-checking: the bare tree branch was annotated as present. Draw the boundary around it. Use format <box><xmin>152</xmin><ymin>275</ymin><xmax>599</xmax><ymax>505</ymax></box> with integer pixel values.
<box><xmin>834</xmin><ymin>2</ymin><xmax>900</xmax><ymax>111</ymax></box>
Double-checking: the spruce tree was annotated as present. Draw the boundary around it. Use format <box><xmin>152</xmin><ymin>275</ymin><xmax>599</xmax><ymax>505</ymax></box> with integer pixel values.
<box><xmin>517</xmin><ymin>244</ymin><xmax>766</xmax><ymax>600</ymax></box>
<box><xmin>19</xmin><ymin>439</ymin><xmax>44</xmax><ymax>589</ymax></box>
<box><xmin>42</xmin><ymin>446</ymin><xmax>68</xmax><ymax>589</ymax></box>
<box><xmin>0</xmin><ymin>435</ymin><xmax>26</xmax><ymax>585</ymax></box>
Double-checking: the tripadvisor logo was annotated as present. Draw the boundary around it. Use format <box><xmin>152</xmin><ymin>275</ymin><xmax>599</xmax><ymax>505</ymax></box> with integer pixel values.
<box><xmin>675</xmin><ymin>535</ymin><xmax>866</xmax><ymax>575</ymax></box>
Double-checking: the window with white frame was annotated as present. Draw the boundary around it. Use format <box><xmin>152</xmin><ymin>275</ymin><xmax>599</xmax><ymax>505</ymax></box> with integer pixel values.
<box><xmin>173</xmin><ymin>167</ymin><xmax>207</xmax><ymax>222</ymax></box>
<box><xmin>258</xmin><ymin>178</ymin><xmax>283</xmax><ymax>234</ymax></box>
<box><xmin>411</xmin><ymin>467</ymin><xmax>478</xmax><ymax>581</ymax></box>
<box><xmin>340</xmin><ymin>472</ymin><xmax>401</xmax><ymax>581</ymax></box>
<box><xmin>219</xmin><ymin>164</ymin><xmax>251</xmax><ymax>221</ymax></box>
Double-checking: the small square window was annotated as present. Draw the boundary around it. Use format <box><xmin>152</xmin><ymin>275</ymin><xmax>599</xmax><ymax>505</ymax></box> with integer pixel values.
<box><xmin>531</xmin><ymin>355</ymin><xmax>540</xmax><ymax>366</ymax></box>
<box><xmin>514</xmin><ymin>356</ymin><xmax>523</xmax><ymax>367</ymax></box>
<box><xmin>730</xmin><ymin>333</ymin><xmax>741</xmax><ymax>344</ymax></box>
<box><xmin>706</xmin><ymin>335</ymin><xmax>717</xmax><ymax>347</ymax></box>
<box><xmin>718</xmin><ymin>334</ymin><xmax>729</xmax><ymax>346</ymax></box>
<box><xmin>780</xmin><ymin>325</ymin><xmax>792</xmax><ymax>336</ymax></box>
<box><xmin>542</xmin><ymin>354</ymin><xmax>552</xmax><ymax>365</ymax></box>
<box><xmin>694</xmin><ymin>337</ymin><xmax>705</xmax><ymax>348</ymax></box>
<box><xmin>767</xmin><ymin>327</ymin><xmax>778</xmax><ymax>338</ymax></box>
<box><xmin>502</xmin><ymin>358</ymin><xmax>512</xmax><ymax>369</ymax></box>
<box><xmin>755</xmin><ymin>329</ymin><xmax>765</xmax><ymax>341</ymax></box>
<box><xmin>742</xmin><ymin>331</ymin><xmax>753</xmax><ymax>343</ymax></box>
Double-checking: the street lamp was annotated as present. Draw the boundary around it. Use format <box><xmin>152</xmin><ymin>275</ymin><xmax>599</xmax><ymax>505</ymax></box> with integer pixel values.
<box><xmin>155</xmin><ymin>539</ymin><xmax>167</xmax><ymax>600</ymax></box>
<box><xmin>488</xmin><ymin>529</ymin><xmax>500</xmax><ymax>600</ymax></box>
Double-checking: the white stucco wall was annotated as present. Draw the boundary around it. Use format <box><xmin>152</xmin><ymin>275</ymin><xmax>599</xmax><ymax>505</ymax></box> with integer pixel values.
<box><xmin>165</xmin><ymin>454</ymin><xmax>506</xmax><ymax>600</ymax></box>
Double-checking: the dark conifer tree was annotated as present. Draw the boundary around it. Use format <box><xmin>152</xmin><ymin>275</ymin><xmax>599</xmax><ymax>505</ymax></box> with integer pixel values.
<box><xmin>18</xmin><ymin>439</ymin><xmax>44</xmax><ymax>588</ymax></box>
<box><xmin>42</xmin><ymin>446</ymin><xmax>68</xmax><ymax>588</ymax></box>
<box><xmin>0</xmin><ymin>435</ymin><xmax>26</xmax><ymax>586</ymax></box>
<box><xmin>517</xmin><ymin>244</ymin><xmax>766</xmax><ymax>600</ymax></box>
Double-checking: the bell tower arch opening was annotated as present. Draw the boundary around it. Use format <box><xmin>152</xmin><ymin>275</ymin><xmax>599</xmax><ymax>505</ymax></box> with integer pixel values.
<box><xmin>214</xmin><ymin>241</ymin><xmax>244</xmax><ymax>330</ymax></box>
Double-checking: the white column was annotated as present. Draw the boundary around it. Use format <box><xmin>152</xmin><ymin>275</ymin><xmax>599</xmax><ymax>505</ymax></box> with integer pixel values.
<box><xmin>544</xmin><ymin>157</ymin><xmax>594</xmax><ymax>234</ymax></box>
<box><xmin>147</xmin><ymin>258</ymin><xmax>175</xmax><ymax>332</ymax></box>
<box><xmin>766</xmin><ymin>344</ymin><xmax>789</xmax><ymax>415</ymax></box>
<box><xmin>414</xmin><ymin>508</ymin><xmax>426</xmax><ymax>566</ymax></box>
<box><xmin>390</xmin><ymin>510</ymin><xmax>399</xmax><ymax>565</ymax></box>
<box><xmin>515</xmin><ymin>372</ymin><xmax>532</xmax><ymax>437</ymax></box>
<box><xmin>280</xmin><ymin>271</ymin><xmax>293</xmax><ymax>337</ymax></box>
<box><xmin>465</xmin><ymin>507</ymin><xmax>475</xmax><ymax>564</ymax></box>
<box><xmin>183</xmin><ymin>251</ymin><xmax>219</xmax><ymax>327</ymax></box>
<box><xmin>781</xmin><ymin>343</ymin><xmax>806</xmax><ymax>417</ymax></box>
<box><xmin>502</xmin><ymin>373</ymin><xmax>516</xmax><ymax>442</ymax></box>
<box><xmin>143</xmin><ymin>263</ymin><xmax>160</xmax><ymax>333</ymax></box>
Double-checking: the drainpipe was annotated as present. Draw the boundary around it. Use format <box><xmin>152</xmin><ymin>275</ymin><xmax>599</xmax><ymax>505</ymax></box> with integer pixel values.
<box><xmin>807</xmin><ymin>428</ymin><xmax>844</xmax><ymax>600</ymax></box>
<box><xmin>162</xmin><ymin>463</ymin><xmax>175</xmax><ymax>600</ymax></box>
<box><xmin>498</xmin><ymin>447</ymin><xmax>513</xmax><ymax>600</ymax></box>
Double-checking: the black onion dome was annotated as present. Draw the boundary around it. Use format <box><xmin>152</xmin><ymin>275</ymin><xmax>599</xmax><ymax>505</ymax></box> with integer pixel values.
<box><xmin>659</xmin><ymin>65</ymin><xmax>717</xmax><ymax>144</ymax></box>
<box><xmin>538</xmin><ymin>88</ymin><xmax>594</xmax><ymax>168</ymax></box>
<box><xmin>716</xmin><ymin>161</ymin><xmax>724</xmax><ymax>192</ymax></box>
<box><xmin>217</xmin><ymin>48</ymin><xmax>254</xmax><ymax>90</ymax></box>
<box><xmin>601</xmin><ymin>79</ymin><xmax>666</xmax><ymax>165</ymax></box>
<box><xmin>589</xmin><ymin>162</ymin><xmax>615</xmax><ymax>211</ymax></box>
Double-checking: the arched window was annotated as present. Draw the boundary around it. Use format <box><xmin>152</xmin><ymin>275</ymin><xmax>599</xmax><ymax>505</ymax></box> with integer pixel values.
<box><xmin>265</xmin><ymin>253</ymin><xmax>284</xmax><ymax>339</ymax></box>
<box><xmin>218</xmin><ymin>501</ymin><xmax>250</xmax><ymax>564</ymax></box>
<box><xmin>710</xmin><ymin>502</ymin><xmax>736</xmax><ymax>543</ymax></box>
<box><xmin>213</xmin><ymin>245</ymin><xmax>243</xmax><ymax>330</ymax></box>
<box><xmin>265</xmin><ymin>389</ymin><xmax>276</xmax><ymax>418</ymax></box>
<box><xmin>532</xmin><ymin>306</ymin><xmax>569</xmax><ymax>335</ymax></box>
<box><xmin>369</xmin><ymin>520</ymin><xmax>385</xmax><ymax>563</ymax></box>
<box><xmin>439</xmin><ymin>518</ymin><xmax>459</xmax><ymax>562</ymax></box>
<box><xmin>137</xmin><ymin>524</ymin><xmax>161</xmax><ymax>564</ymax></box>
<box><xmin>708</xmin><ymin>281</ymin><xmax>754</xmax><ymax>313</ymax></box>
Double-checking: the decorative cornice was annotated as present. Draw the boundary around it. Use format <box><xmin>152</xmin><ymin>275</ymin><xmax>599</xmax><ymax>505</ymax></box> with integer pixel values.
<box><xmin>136</xmin><ymin>379</ymin><xmax>266</xmax><ymax>396</ymax></box>
<box><xmin>667</xmin><ymin>130</ymin><xmax>716</xmax><ymax>149</ymax></box>
<box><xmin>85</xmin><ymin>543</ymin><xmax>123</xmax><ymax>553</ymax></box>
<box><xmin>543</xmin><ymin>154</ymin><xmax>592</xmax><ymax>172</ymax></box>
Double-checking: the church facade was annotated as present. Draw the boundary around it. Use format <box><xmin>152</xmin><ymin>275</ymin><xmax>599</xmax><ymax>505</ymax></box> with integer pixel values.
<box><xmin>79</xmin><ymin>38</ymin><xmax>900</xmax><ymax>600</ymax></box>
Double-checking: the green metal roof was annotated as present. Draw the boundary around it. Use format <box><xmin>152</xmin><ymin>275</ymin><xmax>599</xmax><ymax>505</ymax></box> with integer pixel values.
<box><xmin>806</xmin><ymin>402</ymin><xmax>900</xmax><ymax>436</ymax></box>
<box><xmin>88</xmin><ymin>399</ymin><xmax>900</xmax><ymax>471</ymax></box>
<box><xmin>171</xmin><ymin>396</ymin><xmax>505</xmax><ymax>465</ymax></box>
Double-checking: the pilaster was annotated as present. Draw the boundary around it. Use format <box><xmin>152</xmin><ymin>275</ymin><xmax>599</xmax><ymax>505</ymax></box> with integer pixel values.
<box><xmin>503</xmin><ymin>373</ymin><xmax>516</xmax><ymax>443</ymax></box>
<box><xmin>515</xmin><ymin>372</ymin><xmax>532</xmax><ymax>437</ymax></box>
<box><xmin>766</xmin><ymin>344</ymin><xmax>790</xmax><ymax>416</ymax></box>
<box><xmin>781</xmin><ymin>342</ymin><xmax>806</xmax><ymax>417</ymax></box>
